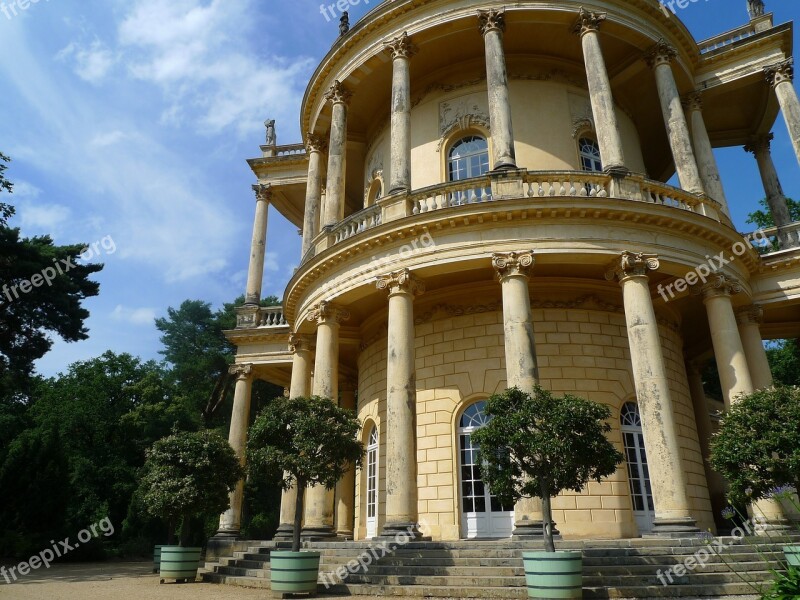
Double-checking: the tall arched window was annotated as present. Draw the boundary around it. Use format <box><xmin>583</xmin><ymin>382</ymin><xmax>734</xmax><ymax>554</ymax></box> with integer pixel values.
<box><xmin>620</xmin><ymin>402</ymin><xmax>654</xmax><ymax>534</ymax></box>
<box><xmin>448</xmin><ymin>136</ymin><xmax>490</xmax><ymax>181</ymax></box>
<box><xmin>365</xmin><ymin>425</ymin><xmax>379</xmax><ymax>538</ymax></box>
<box><xmin>578</xmin><ymin>137</ymin><xmax>603</xmax><ymax>172</ymax></box>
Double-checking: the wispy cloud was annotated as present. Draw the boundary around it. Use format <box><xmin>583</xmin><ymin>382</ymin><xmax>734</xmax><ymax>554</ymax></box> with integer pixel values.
<box><xmin>111</xmin><ymin>304</ymin><xmax>158</xmax><ymax>326</ymax></box>
<box><xmin>57</xmin><ymin>38</ymin><xmax>116</xmax><ymax>84</ymax></box>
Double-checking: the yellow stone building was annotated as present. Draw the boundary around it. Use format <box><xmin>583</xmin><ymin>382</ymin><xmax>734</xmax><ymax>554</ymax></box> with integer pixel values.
<box><xmin>217</xmin><ymin>0</ymin><xmax>800</xmax><ymax>543</ymax></box>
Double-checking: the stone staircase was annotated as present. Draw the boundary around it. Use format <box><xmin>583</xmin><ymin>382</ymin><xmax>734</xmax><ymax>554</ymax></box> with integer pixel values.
<box><xmin>201</xmin><ymin>536</ymin><xmax>799</xmax><ymax>598</ymax></box>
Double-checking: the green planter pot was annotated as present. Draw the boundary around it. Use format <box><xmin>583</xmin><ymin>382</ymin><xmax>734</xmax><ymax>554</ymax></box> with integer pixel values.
<box><xmin>159</xmin><ymin>546</ymin><xmax>202</xmax><ymax>583</ymax></box>
<box><xmin>522</xmin><ymin>550</ymin><xmax>583</xmax><ymax>599</ymax></box>
<box><xmin>153</xmin><ymin>545</ymin><xmax>164</xmax><ymax>573</ymax></box>
<box><xmin>785</xmin><ymin>546</ymin><xmax>800</xmax><ymax>567</ymax></box>
<box><xmin>270</xmin><ymin>551</ymin><xmax>321</xmax><ymax>595</ymax></box>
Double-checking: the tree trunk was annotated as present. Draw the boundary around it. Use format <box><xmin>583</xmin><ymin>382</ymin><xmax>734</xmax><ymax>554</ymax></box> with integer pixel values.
<box><xmin>541</xmin><ymin>482</ymin><xmax>555</xmax><ymax>552</ymax></box>
<box><xmin>292</xmin><ymin>479</ymin><xmax>305</xmax><ymax>553</ymax></box>
<box><xmin>167</xmin><ymin>517</ymin><xmax>176</xmax><ymax>545</ymax></box>
<box><xmin>179</xmin><ymin>513</ymin><xmax>191</xmax><ymax>547</ymax></box>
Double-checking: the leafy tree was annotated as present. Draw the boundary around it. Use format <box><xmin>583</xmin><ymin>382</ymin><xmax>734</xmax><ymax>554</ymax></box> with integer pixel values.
<box><xmin>139</xmin><ymin>429</ymin><xmax>243</xmax><ymax>546</ymax></box>
<box><xmin>710</xmin><ymin>386</ymin><xmax>800</xmax><ymax>504</ymax></box>
<box><xmin>247</xmin><ymin>396</ymin><xmax>364</xmax><ymax>552</ymax></box>
<box><xmin>747</xmin><ymin>197</ymin><xmax>800</xmax><ymax>229</ymax></box>
<box><xmin>471</xmin><ymin>386</ymin><xmax>623</xmax><ymax>552</ymax></box>
<box><xmin>766</xmin><ymin>339</ymin><xmax>800</xmax><ymax>386</ymax></box>
<box><xmin>0</xmin><ymin>152</ymin><xmax>13</xmax><ymax>224</ymax></box>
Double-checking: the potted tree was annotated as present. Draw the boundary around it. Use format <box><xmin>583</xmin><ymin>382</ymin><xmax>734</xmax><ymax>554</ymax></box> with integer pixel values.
<box><xmin>471</xmin><ymin>386</ymin><xmax>623</xmax><ymax>600</ymax></box>
<box><xmin>247</xmin><ymin>395</ymin><xmax>364</xmax><ymax>595</ymax></box>
<box><xmin>139</xmin><ymin>429</ymin><xmax>243</xmax><ymax>583</ymax></box>
<box><xmin>710</xmin><ymin>386</ymin><xmax>800</xmax><ymax>566</ymax></box>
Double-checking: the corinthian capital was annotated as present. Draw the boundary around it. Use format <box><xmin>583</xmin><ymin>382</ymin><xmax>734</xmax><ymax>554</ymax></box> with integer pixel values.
<box><xmin>376</xmin><ymin>268</ymin><xmax>425</xmax><ymax>297</ymax></box>
<box><xmin>764</xmin><ymin>58</ymin><xmax>794</xmax><ymax>88</ymax></box>
<box><xmin>571</xmin><ymin>7</ymin><xmax>606</xmax><ymax>36</ymax></box>
<box><xmin>735</xmin><ymin>304</ymin><xmax>764</xmax><ymax>326</ymax></box>
<box><xmin>306</xmin><ymin>133</ymin><xmax>327</xmax><ymax>154</ymax></box>
<box><xmin>492</xmin><ymin>251</ymin><xmax>535</xmax><ymax>281</ymax></box>
<box><xmin>681</xmin><ymin>91</ymin><xmax>703</xmax><ymax>113</ymax></box>
<box><xmin>288</xmin><ymin>333</ymin><xmax>313</xmax><ymax>353</ymax></box>
<box><xmin>744</xmin><ymin>132</ymin><xmax>773</xmax><ymax>156</ymax></box>
<box><xmin>384</xmin><ymin>32</ymin><xmax>418</xmax><ymax>60</ymax></box>
<box><xmin>308</xmin><ymin>300</ymin><xmax>350</xmax><ymax>325</ymax></box>
<box><xmin>252</xmin><ymin>183</ymin><xmax>271</xmax><ymax>202</ymax></box>
<box><xmin>644</xmin><ymin>39</ymin><xmax>677</xmax><ymax>69</ymax></box>
<box><xmin>229</xmin><ymin>363</ymin><xmax>253</xmax><ymax>380</ymax></box>
<box><xmin>478</xmin><ymin>9</ymin><xmax>505</xmax><ymax>36</ymax></box>
<box><xmin>324</xmin><ymin>80</ymin><xmax>353</xmax><ymax>106</ymax></box>
<box><xmin>691</xmin><ymin>274</ymin><xmax>743</xmax><ymax>300</ymax></box>
<box><xmin>605</xmin><ymin>251</ymin><xmax>659</xmax><ymax>282</ymax></box>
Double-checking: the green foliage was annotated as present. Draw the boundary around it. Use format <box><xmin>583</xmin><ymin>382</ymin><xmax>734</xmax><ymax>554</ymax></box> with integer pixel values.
<box><xmin>470</xmin><ymin>386</ymin><xmax>623</xmax><ymax>552</ymax></box>
<box><xmin>710</xmin><ymin>386</ymin><xmax>800</xmax><ymax>504</ymax></box>
<box><xmin>247</xmin><ymin>396</ymin><xmax>364</xmax><ymax>551</ymax></box>
<box><xmin>139</xmin><ymin>429</ymin><xmax>243</xmax><ymax>545</ymax></box>
<box><xmin>762</xmin><ymin>567</ymin><xmax>800</xmax><ymax>600</ymax></box>
<box><xmin>747</xmin><ymin>197</ymin><xmax>800</xmax><ymax>229</ymax></box>
<box><xmin>766</xmin><ymin>340</ymin><xmax>800</xmax><ymax>386</ymax></box>
<box><xmin>0</xmin><ymin>152</ymin><xmax>13</xmax><ymax>224</ymax></box>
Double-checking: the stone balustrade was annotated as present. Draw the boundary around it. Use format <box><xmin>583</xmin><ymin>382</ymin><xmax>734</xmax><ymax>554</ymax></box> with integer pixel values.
<box><xmin>410</xmin><ymin>176</ymin><xmax>493</xmax><ymax>214</ymax></box>
<box><xmin>698</xmin><ymin>22</ymin><xmax>758</xmax><ymax>54</ymax></box>
<box><xmin>523</xmin><ymin>171</ymin><xmax>609</xmax><ymax>198</ymax></box>
<box><xmin>744</xmin><ymin>221</ymin><xmax>800</xmax><ymax>252</ymax></box>
<box><xmin>235</xmin><ymin>305</ymin><xmax>289</xmax><ymax>329</ymax></box>
<box><xmin>331</xmin><ymin>204</ymin><xmax>382</xmax><ymax>244</ymax></box>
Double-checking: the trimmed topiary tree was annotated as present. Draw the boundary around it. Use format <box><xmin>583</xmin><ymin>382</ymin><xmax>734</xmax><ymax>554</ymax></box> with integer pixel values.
<box><xmin>471</xmin><ymin>386</ymin><xmax>623</xmax><ymax>552</ymax></box>
<box><xmin>140</xmin><ymin>429</ymin><xmax>243</xmax><ymax>546</ymax></box>
<box><xmin>247</xmin><ymin>395</ymin><xmax>364</xmax><ymax>552</ymax></box>
<box><xmin>710</xmin><ymin>385</ymin><xmax>800</xmax><ymax>504</ymax></box>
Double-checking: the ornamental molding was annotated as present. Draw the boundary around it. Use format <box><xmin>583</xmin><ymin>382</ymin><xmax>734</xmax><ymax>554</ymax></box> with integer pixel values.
<box><xmin>384</xmin><ymin>31</ymin><xmax>418</xmax><ymax>60</ymax></box>
<box><xmin>644</xmin><ymin>39</ymin><xmax>678</xmax><ymax>69</ymax></box>
<box><xmin>492</xmin><ymin>251</ymin><xmax>536</xmax><ymax>281</ymax></box>
<box><xmin>478</xmin><ymin>8</ymin><xmax>505</xmax><ymax>36</ymax></box>
<box><xmin>572</xmin><ymin>117</ymin><xmax>596</xmax><ymax>139</ymax></box>
<box><xmin>571</xmin><ymin>7</ymin><xmax>606</xmax><ymax>37</ymax></box>
<box><xmin>308</xmin><ymin>300</ymin><xmax>350</xmax><ymax>325</ymax></box>
<box><xmin>764</xmin><ymin>58</ymin><xmax>794</xmax><ymax>88</ymax></box>
<box><xmin>436</xmin><ymin>114</ymin><xmax>491</xmax><ymax>152</ymax></box>
<box><xmin>376</xmin><ymin>268</ymin><xmax>425</xmax><ymax>297</ymax></box>
<box><xmin>324</xmin><ymin>80</ymin><xmax>353</xmax><ymax>106</ymax></box>
<box><xmin>605</xmin><ymin>251</ymin><xmax>660</xmax><ymax>282</ymax></box>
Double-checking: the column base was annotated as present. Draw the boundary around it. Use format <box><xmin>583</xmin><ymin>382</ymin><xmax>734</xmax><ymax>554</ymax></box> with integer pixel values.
<box><xmin>490</xmin><ymin>162</ymin><xmax>518</xmax><ymax>173</ymax></box>
<box><xmin>335</xmin><ymin>530</ymin><xmax>354</xmax><ymax>541</ymax></box>
<box><xmin>376</xmin><ymin>522</ymin><xmax>430</xmax><ymax>541</ymax></box>
<box><xmin>645</xmin><ymin>517</ymin><xmax>700</xmax><ymax>538</ymax></box>
<box><xmin>273</xmin><ymin>523</ymin><xmax>295</xmax><ymax>541</ymax></box>
<box><xmin>511</xmin><ymin>520</ymin><xmax>561</xmax><ymax>540</ymax></box>
<box><xmin>212</xmin><ymin>528</ymin><xmax>242</xmax><ymax>540</ymax></box>
<box><xmin>604</xmin><ymin>165</ymin><xmax>631</xmax><ymax>179</ymax></box>
<box><xmin>300</xmin><ymin>526</ymin><xmax>338</xmax><ymax>541</ymax></box>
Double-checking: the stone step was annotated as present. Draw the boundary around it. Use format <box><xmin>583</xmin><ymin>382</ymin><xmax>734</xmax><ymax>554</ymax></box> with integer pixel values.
<box><xmin>582</xmin><ymin>571</ymin><xmax>776</xmax><ymax>587</ymax></box>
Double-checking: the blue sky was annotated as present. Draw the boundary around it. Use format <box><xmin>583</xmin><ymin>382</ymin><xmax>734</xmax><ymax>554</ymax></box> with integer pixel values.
<box><xmin>0</xmin><ymin>0</ymin><xmax>798</xmax><ymax>377</ymax></box>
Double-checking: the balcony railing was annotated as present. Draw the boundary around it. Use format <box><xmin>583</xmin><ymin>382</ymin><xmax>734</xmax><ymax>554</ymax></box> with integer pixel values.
<box><xmin>331</xmin><ymin>203</ymin><xmax>382</xmax><ymax>244</ymax></box>
<box><xmin>410</xmin><ymin>176</ymin><xmax>493</xmax><ymax>214</ymax></box>
<box><xmin>235</xmin><ymin>305</ymin><xmax>289</xmax><ymax>329</ymax></box>
<box><xmin>698</xmin><ymin>22</ymin><xmax>758</xmax><ymax>54</ymax></box>
<box><xmin>744</xmin><ymin>221</ymin><xmax>800</xmax><ymax>253</ymax></box>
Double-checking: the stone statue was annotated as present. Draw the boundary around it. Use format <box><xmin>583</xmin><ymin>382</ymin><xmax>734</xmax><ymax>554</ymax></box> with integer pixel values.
<box><xmin>339</xmin><ymin>11</ymin><xmax>350</xmax><ymax>36</ymax></box>
<box><xmin>747</xmin><ymin>0</ymin><xmax>765</xmax><ymax>18</ymax></box>
<box><xmin>264</xmin><ymin>119</ymin><xmax>276</xmax><ymax>146</ymax></box>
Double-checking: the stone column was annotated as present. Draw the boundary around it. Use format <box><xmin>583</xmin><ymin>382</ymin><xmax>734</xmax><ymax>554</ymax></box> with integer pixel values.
<box><xmin>765</xmin><ymin>59</ymin><xmax>800</xmax><ymax>167</ymax></box>
<box><xmin>644</xmin><ymin>41</ymin><xmax>707</xmax><ymax>198</ymax></box>
<box><xmin>301</xmin><ymin>134</ymin><xmax>327</xmax><ymax>259</ymax></box>
<box><xmin>683</xmin><ymin>91</ymin><xmax>731</xmax><ymax>218</ymax></box>
<box><xmin>245</xmin><ymin>184</ymin><xmax>270</xmax><ymax>305</ymax></box>
<box><xmin>322</xmin><ymin>81</ymin><xmax>352</xmax><ymax>228</ymax></box>
<box><xmin>606</xmin><ymin>252</ymin><xmax>699</xmax><ymax>535</ymax></box>
<box><xmin>376</xmin><ymin>269</ymin><xmax>425</xmax><ymax>538</ymax></box>
<box><xmin>492</xmin><ymin>251</ymin><xmax>546</xmax><ymax>538</ymax></box>
<box><xmin>693</xmin><ymin>275</ymin><xmax>753</xmax><ymax>407</ymax></box>
<box><xmin>217</xmin><ymin>364</ymin><xmax>253</xmax><ymax>537</ymax></box>
<box><xmin>745</xmin><ymin>134</ymin><xmax>795</xmax><ymax>248</ymax></box>
<box><xmin>572</xmin><ymin>9</ymin><xmax>627</xmax><ymax>176</ymax></box>
<box><xmin>685</xmin><ymin>361</ymin><xmax>727</xmax><ymax>530</ymax></box>
<box><xmin>302</xmin><ymin>301</ymin><xmax>350</xmax><ymax>538</ymax></box>
<box><xmin>478</xmin><ymin>9</ymin><xmax>516</xmax><ymax>170</ymax></box>
<box><xmin>275</xmin><ymin>334</ymin><xmax>314</xmax><ymax>541</ymax></box>
<box><xmin>384</xmin><ymin>33</ymin><xmax>417</xmax><ymax>194</ymax></box>
<box><xmin>735</xmin><ymin>305</ymin><xmax>774</xmax><ymax>391</ymax></box>
<box><xmin>335</xmin><ymin>380</ymin><xmax>357</xmax><ymax>539</ymax></box>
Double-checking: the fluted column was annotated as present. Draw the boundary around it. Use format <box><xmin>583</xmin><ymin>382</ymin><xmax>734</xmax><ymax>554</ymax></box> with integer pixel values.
<box><xmin>245</xmin><ymin>184</ymin><xmax>270</xmax><ymax>305</ymax></box>
<box><xmin>644</xmin><ymin>41</ymin><xmax>708</xmax><ymax>201</ymax></box>
<box><xmin>478</xmin><ymin>9</ymin><xmax>516</xmax><ymax>170</ymax></box>
<box><xmin>606</xmin><ymin>252</ymin><xmax>699</xmax><ymax>535</ymax></box>
<box><xmin>376</xmin><ymin>269</ymin><xmax>425</xmax><ymax>538</ymax></box>
<box><xmin>745</xmin><ymin>134</ymin><xmax>795</xmax><ymax>248</ymax></box>
<box><xmin>572</xmin><ymin>9</ymin><xmax>627</xmax><ymax>176</ymax></box>
<box><xmin>683</xmin><ymin>91</ymin><xmax>731</xmax><ymax>217</ymax></box>
<box><xmin>275</xmin><ymin>334</ymin><xmax>314</xmax><ymax>541</ymax></box>
<box><xmin>492</xmin><ymin>251</ymin><xmax>546</xmax><ymax>538</ymax></box>
<box><xmin>322</xmin><ymin>81</ymin><xmax>352</xmax><ymax>228</ymax></box>
<box><xmin>693</xmin><ymin>275</ymin><xmax>753</xmax><ymax>407</ymax></box>
<box><xmin>385</xmin><ymin>33</ymin><xmax>417</xmax><ymax>193</ymax></box>
<box><xmin>735</xmin><ymin>305</ymin><xmax>774</xmax><ymax>391</ymax></box>
<box><xmin>686</xmin><ymin>361</ymin><xmax>726</xmax><ymax>531</ymax></box>
<box><xmin>217</xmin><ymin>364</ymin><xmax>254</xmax><ymax>536</ymax></box>
<box><xmin>765</xmin><ymin>59</ymin><xmax>800</xmax><ymax>167</ymax></box>
<box><xmin>303</xmin><ymin>302</ymin><xmax>350</xmax><ymax>538</ymax></box>
<box><xmin>301</xmin><ymin>135</ymin><xmax>327</xmax><ymax>259</ymax></box>
<box><xmin>335</xmin><ymin>380</ymin><xmax>357</xmax><ymax>539</ymax></box>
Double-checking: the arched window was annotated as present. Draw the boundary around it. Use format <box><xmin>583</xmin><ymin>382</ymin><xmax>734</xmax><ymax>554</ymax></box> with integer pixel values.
<box><xmin>448</xmin><ymin>136</ymin><xmax>490</xmax><ymax>181</ymax></box>
<box><xmin>578</xmin><ymin>137</ymin><xmax>603</xmax><ymax>173</ymax></box>
<box><xmin>620</xmin><ymin>402</ymin><xmax>654</xmax><ymax>534</ymax></box>
<box><xmin>365</xmin><ymin>425</ymin><xmax>379</xmax><ymax>538</ymax></box>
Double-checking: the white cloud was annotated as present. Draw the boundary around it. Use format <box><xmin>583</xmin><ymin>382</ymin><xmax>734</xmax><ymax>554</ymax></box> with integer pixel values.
<box><xmin>111</xmin><ymin>305</ymin><xmax>158</xmax><ymax>326</ymax></box>
<box><xmin>57</xmin><ymin>39</ymin><xmax>116</xmax><ymax>84</ymax></box>
<box><xmin>18</xmin><ymin>203</ymin><xmax>71</xmax><ymax>234</ymax></box>
<box><xmin>89</xmin><ymin>130</ymin><xmax>127</xmax><ymax>148</ymax></box>
<box><xmin>10</xmin><ymin>179</ymin><xmax>42</xmax><ymax>199</ymax></box>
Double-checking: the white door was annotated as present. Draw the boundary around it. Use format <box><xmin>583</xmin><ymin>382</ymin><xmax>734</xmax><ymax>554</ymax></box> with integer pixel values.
<box><xmin>459</xmin><ymin>401</ymin><xmax>514</xmax><ymax>538</ymax></box>
<box><xmin>365</xmin><ymin>426</ymin><xmax>378</xmax><ymax>538</ymax></box>
<box><xmin>621</xmin><ymin>402</ymin><xmax>655</xmax><ymax>534</ymax></box>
